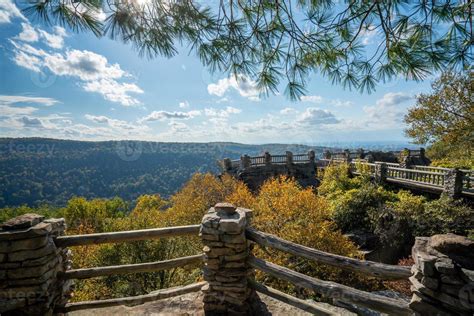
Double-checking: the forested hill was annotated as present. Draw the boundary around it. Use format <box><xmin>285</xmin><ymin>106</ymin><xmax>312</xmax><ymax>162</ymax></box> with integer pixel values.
<box><xmin>0</xmin><ymin>138</ymin><xmax>327</xmax><ymax>207</ymax></box>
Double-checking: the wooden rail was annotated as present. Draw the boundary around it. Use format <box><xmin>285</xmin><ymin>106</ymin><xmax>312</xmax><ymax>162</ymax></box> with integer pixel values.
<box><xmin>63</xmin><ymin>254</ymin><xmax>204</xmax><ymax>279</ymax></box>
<box><xmin>55</xmin><ymin>281</ymin><xmax>206</xmax><ymax>313</ymax></box>
<box><xmin>246</xmin><ymin>228</ymin><xmax>410</xmax><ymax>280</ymax></box>
<box><xmin>249</xmin><ymin>256</ymin><xmax>411</xmax><ymax>315</ymax></box>
<box><xmin>55</xmin><ymin>225</ymin><xmax>200</xmax><ymax>247</ymax></box>
<box><xmin>249</xmin><ymin>280</ymin><xmax>337</xmax><ymax>316</ymax></box>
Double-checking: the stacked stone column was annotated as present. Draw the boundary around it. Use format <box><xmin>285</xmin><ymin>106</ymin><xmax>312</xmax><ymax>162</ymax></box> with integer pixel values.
<box><xmin>0</xmin><ymin>214</ymin><xmax>72</xmax><ymax>315</ymax></box>
<box><xmin>374</xmin><ymin>162</ymin><xmax>387</xmax><ymax>185</ymax></box>
<box><xmin>410</xmin><ymin>234</ymin><xmax>474</xmax><ymax>315</ymax></box>
<box><xmin>442</xmin><ymin>169</ymin><xmax>463</xmax><ymax>199</ymax></box>
<box><xmin>200</xmin><ymin>203</ymin><xmax>254</xmax><ymax>315</ymax></box>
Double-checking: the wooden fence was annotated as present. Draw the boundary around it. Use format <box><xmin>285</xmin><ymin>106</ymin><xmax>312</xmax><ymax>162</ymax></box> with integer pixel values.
<box><xmin>53</xmin><ymin>225</ymin><xmax>203</xmax><ymax>313</ymax></box>
<box><xmin>50</xmin><ymin>218</ymin><xmax>416</xmax><ymax>314</ymax></box>
<box><xmin>246</xmin><ymin>228</ymin><xmax>412</xmax><ymax>315</ymax></box>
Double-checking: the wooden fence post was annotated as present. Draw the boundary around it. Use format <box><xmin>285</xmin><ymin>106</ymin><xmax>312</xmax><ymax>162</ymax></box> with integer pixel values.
<box><xmin>200</xmin><ymin>203</ymin><xmax>254</xmax><ymax>315</ymax></box>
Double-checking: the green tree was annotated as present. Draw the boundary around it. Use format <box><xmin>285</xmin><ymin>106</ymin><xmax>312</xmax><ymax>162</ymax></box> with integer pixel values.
<box><xmin>25</xmin><ymin>1</ymin><xmax>473</xmax><ymax>99</ymax></box>
<box><xmin>404</xmin><ymin>72</ymin><xmax>473</xmax><ymax>166</ymax></box>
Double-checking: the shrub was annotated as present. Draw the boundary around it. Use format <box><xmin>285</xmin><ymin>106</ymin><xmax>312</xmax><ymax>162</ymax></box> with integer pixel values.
<box><xmin>412</xmin><ymin>196</ymin><xmax>473</xmax><ymax>237</ymax></box>
<box><xmin>249</xmin><ymin>176</ymin><xmax>380</xmax><ymax>294</ymax></box>
<box><xmin>331</xmin><ymin>183</ymin><xmax>396</xmax><ymax>233</ymax></box>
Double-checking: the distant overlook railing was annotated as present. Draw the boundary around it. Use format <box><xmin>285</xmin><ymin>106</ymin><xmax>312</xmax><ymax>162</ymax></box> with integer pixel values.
<box><xmin>222</xmin><ymin>151</ymin><xmax>473</xmax><ymax>198</ymax></box>
<box><xmin>345</xmin><ymin>161</ymin><xmax>473</xmax><ymax>197</ymax></box>
<box><xmin>223</xmin><ymin>150</ymin><xmax>315</xmax><ymax>170</ymax></box>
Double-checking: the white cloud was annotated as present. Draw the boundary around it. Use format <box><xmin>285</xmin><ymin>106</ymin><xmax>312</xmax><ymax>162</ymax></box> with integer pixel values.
<box><xmin>361</xmin><ymin>92</ymin><xmax>413</xmax><ymax>129</ymax></box>
<box><xmin>300</xmin><ymin>95</ymin><xmax>323</xmax><ymax>103</ymax></box>
<box><xmin>296</xmin><ymin>107</ymin><xmax>340</xmax><ymax>126</ymax></box>
<box><xmin>17</xmin><ymin>23</ymin><xmax>67</xmax><ymax>49</ymax></box>
<box><xmin>20</xmin><ymin>116</ymin><xmax>45</xmax><ymax>128</ymax></box>
<box><xmin>85</xmin><ymin>114</ymin><xmax>137</xmax><ymax>130</ymax></box>
<box><xmin>179</xmin><ymin>101</ymin><xmax>190</xmax><ymax>109</ymax></box>
<box><xmin>17</xmin><ymin>23</ymin><xmax>39</xmax><ymax>42</ymax></box>
<box><xmin>207</xmin><ymin>75</ymin><xmax>260</xmax><ymax>101</ymax></box>
<box><xmin>301</xmin><ymin>95</ymin><xmax>352</xmax><ymax>107</ymax></box>
<box><xmin>360</xmin><ymin>27</ymin><xmax>378</xmax><ymax>45</ymax></box>
<box><xmin>204</xmin><ymin>106</ymin><xmax>241</xmax><ymax>118</ymax></box>
<box><xmin>11</xmin><ymin>41</ymin><xmax>143</xmax><ymax>106</ymax></box>
<box><xmin>375</xmin><ymin>92</ymin><xmax>412</xmax><ymax>107</ymax></box>
<box><xmin>0</xmin><ymin>0</ymin><xmax>26</xmax><ymax>24</ymax></box>
<box><xmin>139</xmin><ymin>110</ymin><xmax>201</xmax><ymax>122</ymax></box>
<box><xmin>44</xmin><ymin>50</ymin><xmax>125</xmax><ymax>81</ymax></box>
<box><xmin>12</xmin><ymin>50</ymin><xmax>42</xmax><ymax>72</ymax></box>
<box><xmin>83</xmin><ymin>79</ymin><xmax>143</xmax><ymax>106</ymax></box>
<box><xmin>0</xmin><ymin>105</ymin><xmax>38</xmax><ymax>116</ymax></box>
<box><xmin>38</xmin><ymin>27</ymin><xmax>67</xmax><ymax>49</ymax></box>
<box><xmin>280</xmin><ymin>107</ymin><xmax>297</xmax><ymax>115</ymax></box>
<box><xmin>0</xmin><ymin>95</ymin><xmax>59</xmax><ymax>106</ymax></box>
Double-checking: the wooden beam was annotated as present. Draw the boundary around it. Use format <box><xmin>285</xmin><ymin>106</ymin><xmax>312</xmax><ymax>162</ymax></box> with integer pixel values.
<box><xmin>246</xmin><ymin>228</ymin><xmax>411</xmax><ymax>280</ymax></box>
<box><xmin>63</xmin><ymin>254</ymin><xmax>204</xmax><ymax>279</ymax></box>
<box><xmin>249</xmin><ymin>280</ymin><xmax>337</xmax><ymax>316</ymax></box>
<box><xmin>55</xmin><ymin>281</ymin><xmax>206</xmax><ymax>313</ymax></box>
<box><xmin>55</xmin><ymin>225</ymin><xmax>200</xmax><ymax>247</ymax></box>
<box><xmin>249</xmin><ymin>256</ymin><xmax>412</xmax><ymax>315</ymax></box>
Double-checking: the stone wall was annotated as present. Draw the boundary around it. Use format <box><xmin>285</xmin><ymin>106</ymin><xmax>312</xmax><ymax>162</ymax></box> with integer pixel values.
<box><xmin>200</xmin><ymin>203</ymin><xmax>255</xmax><ymax>315</ymax></box>
<box><xmin>410</xmin><ymin>234</ymin><xmax>474</xmax><ymax>315</ymax></box>
<box><xmin>236</xmin><ymin>163</ymin><xmax>318</xmax><ymax>191</ymax></box>
<box><xmin>0</xmin><ymin>214</ymin><xmax>72</xmax><ymax>315</ymax></box>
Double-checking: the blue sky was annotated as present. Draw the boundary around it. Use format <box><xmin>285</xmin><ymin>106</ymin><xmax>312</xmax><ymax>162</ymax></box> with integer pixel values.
<box><xmin>0</xmin><ymin>0</ymin><xmax>434</xmax><ymax>145</ymax></box>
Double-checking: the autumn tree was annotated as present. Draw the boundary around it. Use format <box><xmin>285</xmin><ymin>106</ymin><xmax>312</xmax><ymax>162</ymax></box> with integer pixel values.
<box><xmin>404</xmin><ymin>72</ymin><xmax>473</xmax><ymax>166</ymax></box>
<box><xmin>25</xmin><ymin>1</ymin><xmax>473</xmax><ymax>98</ymax></box>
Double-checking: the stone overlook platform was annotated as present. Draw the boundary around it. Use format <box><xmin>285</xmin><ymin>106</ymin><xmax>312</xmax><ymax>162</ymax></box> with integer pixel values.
<box><xmin>221</xmin><ymin>151</ymin><xmax>318</xmax><ymax>191</ymax></box>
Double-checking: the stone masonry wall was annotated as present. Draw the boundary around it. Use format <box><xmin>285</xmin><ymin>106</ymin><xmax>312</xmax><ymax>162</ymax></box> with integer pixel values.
<box><xmin>410</xmin><ymin>234</ymin><xmax>474</xmax><ymax>315</ymax></box>
<box><xmin>200</xmin><ymin>203</ymin><xmax>254</xmax><ymax>315</ymax></box>
<box><xmin>236</xmin><ymin>163</ymin><xmax>318</xmax><ymax>192</ymax></box>
<box><xmin>0</xmin><ymin>214</ymin><xmax>72</xmax><ymax>315</ymax></box>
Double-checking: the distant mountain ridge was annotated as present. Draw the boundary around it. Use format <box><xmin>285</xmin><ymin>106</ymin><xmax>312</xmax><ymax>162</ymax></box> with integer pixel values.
<box><xmin>0</xmin><ymin>138</ymin><xmax>333</xmax><ymax>207</ymax></box>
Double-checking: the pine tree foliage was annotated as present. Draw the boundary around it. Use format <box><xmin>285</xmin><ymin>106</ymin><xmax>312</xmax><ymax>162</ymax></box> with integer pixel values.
<box><xmin>24</xmin><ymin>0</ymin><xmax>473</xmax><ymax>99</ymax></box>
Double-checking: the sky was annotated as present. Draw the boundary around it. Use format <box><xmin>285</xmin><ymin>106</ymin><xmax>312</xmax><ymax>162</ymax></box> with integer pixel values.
<box><xmin>0</xmin><ymin>0</ymin><xmax>435</xmax><ymax>147</ymax></box>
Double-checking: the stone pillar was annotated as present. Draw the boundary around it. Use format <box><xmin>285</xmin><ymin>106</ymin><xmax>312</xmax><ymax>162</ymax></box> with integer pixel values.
<box><xmin>374</xmin><ymin>162</ymin><xmax>387</xmax><ymax>184</ymax></box>
<box><xmin>264</xmin><ymin>152</ymin><xmax>271</xmax><ymax>166</ymax></box>
<box><xmin>222</xmin><ymin>158</ymin><xmax>232</xmax><ymax>171</ymax></box>
<box><xmin>308</xmin><ymin>150</ymin><xmax>315</xmax><ymax>163</ymax></box>
<box><xmin>399</xmin><ymin>148</ymin><xmax>412</xmax><ymax>168</ymax></box>
<box><xmin>240</xmin><ymin>155</ymin><xmax>251</xmax><ymax>170</ymax></box>
<box><xmin>0</xmin><ymin>214</ymin><xmax>72</xmax><ymax>315</ymax></box>
<box><xmin>443</xmin><ymin>169</ymin><xmax>463</xmax><ymax>199</ymax></box>
<box><xmin>286</xmin><ymin>151</ymin><xmax>293</xmax><ymax>166</ymax></box>
<box><xmin>343</xmin><ymin>149</ymin><xmax>351</xmax><ymax>163</ymax></box>
<box><xmin>200</xmin><ymin>203</ymin><xmax>254</xmax><ymax>315</ymax></box>
<box><xmin>410</xmin><ymin>234</ymin><xmax>474</xmax><ymax>315</ymax></box>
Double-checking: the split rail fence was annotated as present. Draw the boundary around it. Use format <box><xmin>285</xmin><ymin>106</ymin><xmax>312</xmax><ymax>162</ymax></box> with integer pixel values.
<box><xmin>50</xmin><ymin>220</ymin><xmax>414</xmax><ymax>314</ymax></box>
